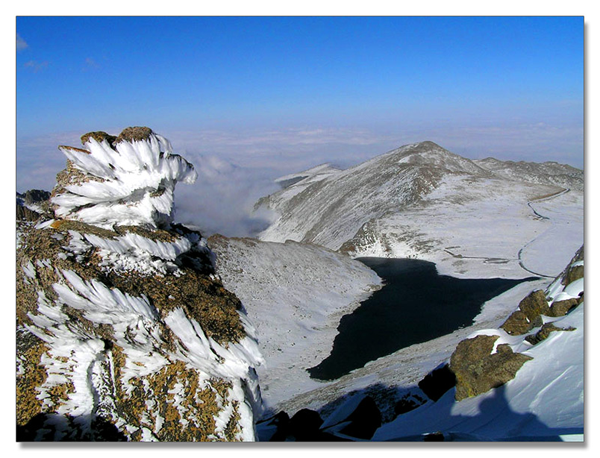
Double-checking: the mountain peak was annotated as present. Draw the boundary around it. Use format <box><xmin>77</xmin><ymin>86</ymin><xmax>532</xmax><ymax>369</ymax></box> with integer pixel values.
<box><xmin>412</xmin><ymin>140</ymin><xmax>443</xmax><ymax>149</ymax></box>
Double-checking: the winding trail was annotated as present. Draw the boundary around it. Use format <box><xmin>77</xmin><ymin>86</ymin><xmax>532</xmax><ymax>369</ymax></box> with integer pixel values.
<box><xmin>517</xmin><ymin>188</ymin><xmax>570</xmax><ymax>278</ymax></box>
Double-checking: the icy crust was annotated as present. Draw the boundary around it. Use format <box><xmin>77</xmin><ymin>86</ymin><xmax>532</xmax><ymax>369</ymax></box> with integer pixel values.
<box><xmin>56</xmin><ymin>224</ymin><xmax>196</xmax><ymax>277</ymax></box>
<box><xmin>51</xmin><ymin>128</ymin><xmax>197</xmax><ymax>229</ymax></box>
<box><xmin>17</xmin><ymin>174</ymin><xmax>262</xmax><ymax>442</ymax></box>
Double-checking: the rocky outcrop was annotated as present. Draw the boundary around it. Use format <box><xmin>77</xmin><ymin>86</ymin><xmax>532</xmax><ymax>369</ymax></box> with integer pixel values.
<box><xmin>501</xmin><ymin>247</ymin><xmax>584</xmax><ymax>335</ymax></box>
<box><xmin>450</xmin><ymin>335</ymin><xmax>533</xmax><ymax>401</ymax></box>
<box><xmin>501</xmin><ymin>290</ymin><xmax>549</xmax><ymax>335</ymax></box>
<box><xmin>525</xmin><ymin>323</ymin><xmax>576</xmax><ymax>345</ymax></box>
<box><xmin>337</xmin><ymin>396</ymin><xmax>382</xmax><ymax>439</ymax></box>
<box><xmin>17</xmin><ymin>189</ymin><xmax>51</xmax><ymax>222</ymax></box>
<box><xmin>16</xmin><ymin>128</ymin><xmax>263</xmax><ymax>441</ymax></box>
<box><xmin>548</xmin><ymin>296</ymin><xmax>582</xmax><ymax>317</ymax></box>
<box><xmin>258</xmin><ymin>398</ymin><xmax>382</xmax><ymax>441</ymax></box>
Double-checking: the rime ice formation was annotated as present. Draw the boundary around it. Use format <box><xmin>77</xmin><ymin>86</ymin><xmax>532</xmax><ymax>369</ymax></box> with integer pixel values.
<box><xmin>51</xmin><ymin>127</ymin><xmax>197</xmax><ymax>229</ymax></box>
<box><xmin>16</xmin><ymin>128</ymin><xmax>263</xmax><ymax>442</ymax></box>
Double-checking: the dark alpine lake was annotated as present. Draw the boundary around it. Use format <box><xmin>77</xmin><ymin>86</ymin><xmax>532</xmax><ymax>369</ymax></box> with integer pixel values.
<box><xmin>308</xmin><ymin>257</ymin><xmax>538</xmax><ymax>381</ymax></box>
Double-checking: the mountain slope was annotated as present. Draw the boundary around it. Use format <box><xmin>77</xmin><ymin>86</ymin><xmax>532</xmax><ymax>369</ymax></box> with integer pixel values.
<box><xmin>207</xmin><ymin>235</ymin><xmax>382</xmax><ymax>410</ymax></box>
<box><xmin>474</xmin><ymin>157</ymin><xmax>584</xmax><ymax>191</ymax></box>
<box><xmin>256</xmin><ymin>141</ymin><xmax>583</xmax><ymax>278</ymax></box>
<box><xmin>257</xmin><ymin>141</ymin><xmax>494</xmax><ymax>250</ymax></box>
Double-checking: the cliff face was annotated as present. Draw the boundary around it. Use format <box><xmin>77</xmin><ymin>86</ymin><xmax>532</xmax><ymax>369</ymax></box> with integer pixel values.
<box><xmin>16</xmin><ymin>128</ymin><xmax>263</xmax><ymax>441</ymax></box>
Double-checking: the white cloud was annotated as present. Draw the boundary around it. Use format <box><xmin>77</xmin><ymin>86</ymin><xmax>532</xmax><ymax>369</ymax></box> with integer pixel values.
<box><xmin>23</xmin><ymin>60</ymin><xmax>49</xmax><ymax>72</ymax></box>
<box><xmin>172</xmin><ymin>153</ymin><xmax>281</xmax><ymax>237</ymax></box>
<box><xmin>16</xmin><ymin>33</ymin><xmax>28</xmax><ymax>51</ymax></box>
<box><xmin>84</xmin><ymin>57</ymin><xmax>100</xmax><ymax>70</ymax></box>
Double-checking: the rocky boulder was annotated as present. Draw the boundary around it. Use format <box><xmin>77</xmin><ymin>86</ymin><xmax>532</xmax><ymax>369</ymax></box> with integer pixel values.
<box><xmin>501</xmin><ymin>290</ymin><xmax>549</xmax><ymax>335</ymax></box>
<box><xmin>418</xmin><ymin>364</ymin><xmax>456</xmax><ymax>402</ymax></box>
<box><xmin>338</xmin><ymin>396</ymin><xmax>382</xmax><ymax>440</ymax></box>
<box><xmin>525</xmin><ymin>323</ymin><xmax>576</xmax><ymax>345</ymax></box>
<box><xmin>450</xmin><ymin>335</ymin><xmax>532</xmax><ymax>401</ymax></box>
<box><xmin>548</xmin><ymin>297</ymin><xmax>581</xmax><ymax>317</ymax></box>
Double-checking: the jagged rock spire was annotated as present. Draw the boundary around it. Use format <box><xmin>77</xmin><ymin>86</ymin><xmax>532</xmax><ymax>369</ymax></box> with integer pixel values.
<box><xmin>51</xmin><ymin>127</ymin><xmax>197</xmax><ymax>229</ymax></box>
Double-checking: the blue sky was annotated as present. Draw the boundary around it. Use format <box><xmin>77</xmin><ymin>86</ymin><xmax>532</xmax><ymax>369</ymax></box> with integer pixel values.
<box><xmin>15</xmin><ymin>16</ymin><xmax>584</xmax><ymax>234</ymax></box>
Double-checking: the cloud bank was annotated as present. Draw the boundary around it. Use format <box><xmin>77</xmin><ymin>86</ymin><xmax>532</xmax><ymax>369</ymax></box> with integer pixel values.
<box><xmin>16</xmin><ymin>122</ymin><xmax>583</xmax><ymax>237</ymax></box>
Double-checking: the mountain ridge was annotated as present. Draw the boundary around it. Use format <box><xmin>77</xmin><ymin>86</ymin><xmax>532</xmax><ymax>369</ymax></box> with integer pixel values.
<box><xmin>255</xmin><ymin>142</ymin><xmax>582</xmax><ymax>275</ymax></box>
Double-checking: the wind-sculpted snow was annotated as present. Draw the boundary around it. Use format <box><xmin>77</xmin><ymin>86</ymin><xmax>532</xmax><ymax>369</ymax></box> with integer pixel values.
<box><xmin>51</xmin><ymin>127</ymin><xmax>197</xmax><ymax>229</ymax></box>
<box><xmin>16</xmin><ymin>128</ymin><xmax>263</xmax><ymax>442</ymax></box>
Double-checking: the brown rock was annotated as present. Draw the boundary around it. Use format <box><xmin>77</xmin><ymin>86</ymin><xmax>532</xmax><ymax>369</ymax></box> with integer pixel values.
<box><xmin>116</xmin><ymin>126</ymin><xmax>154</xmax><ymax>144</ymax></box>
<box><xmin>500</xmin><ymin>290</ymin><xmax>551</xmax><ymax>336</ymax></box>
<box><xmin>80</xmin><ymin>131</ymin><xmax>117</xmax><ymax>146</ymax></box>
<box><xmin>525</xmin><ymin>323</ymin><xmax>576</xmax><ymax>345</ymax></box>
<box><xmin>518</xmin><ymin>290</ymin><xmax>550</xmax><ymax>321</ymax></box>
<box><xmin>16</xmin><ymin>205</ymin><xmax>40</xmax><ymax>222</ymax></box>
<box><xmin>563</xmin><ymin>265</ymin><xmax>584</xmax><ymax>286</ymax></box>
<box><xmin>450</xmin><ymin>335</ymin><xmax>533</xmax><ymax>401</ymax></box>
<box><xmin>548</xmin><ymin>298</ymin><xmax>579</xmax><ymax>317</ymax></box>
<box><xmin>500</xmin><ymin>310</ymin><xmax>533</xmax><ymax>336</ymax></box>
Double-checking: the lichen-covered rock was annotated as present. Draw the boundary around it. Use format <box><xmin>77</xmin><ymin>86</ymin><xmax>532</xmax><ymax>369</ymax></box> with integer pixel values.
<box><xmin>561</xmin><ymin>247</ymin><xmax>584</xmax><ymax>286</ymax></box>
<box><xmin>501</xmin><ymin>290</ymin><xmax>550</xmax><ymax>335</ymax></box>
<box><xmin>16</xmin><ymin>129</ymin><xmax>263</xmax><ymax>442</ymax></box>
<box><xmin>548</xmin><ymin>297</ymin><xmax>580</xmax><ymax>317</ymax></box>
<box><xmin>525</xmin><ymin>323</ymin><xmax>576</xmax><ymax>345</ymax></box>
<box><xmin>450</xmin><ymin>335</ymin><xmax>532</xmax><ymax>401</ymax></box>
<box><xmin>518</xmin><ymin>290</ymin><xmax>550</xmax><ymax>320</ymax></box>
<box><xmin>500</xmin><ymin>310</ymin><xmax>533</xmax><ymax>336</ymax></box>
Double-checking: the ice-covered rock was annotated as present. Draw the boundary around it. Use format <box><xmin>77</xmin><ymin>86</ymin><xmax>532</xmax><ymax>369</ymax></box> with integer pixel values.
<box><xmin>50</xmin><ymin>127</ymin><xmax>197</xmax><ymax>230</ymax></box>
<box><xmin>16</xmin><ymin>128</ymin><xmax>263</xmax><ymax>442</ymax></box>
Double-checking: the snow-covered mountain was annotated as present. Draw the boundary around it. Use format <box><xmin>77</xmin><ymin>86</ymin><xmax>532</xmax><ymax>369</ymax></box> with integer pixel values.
<box><xmin>16</xmin><ymin>128</ymin><xmax>263</xmax><ymax>441</ymax></box>
<box><xmin>256</xmin><ymin>141</ymin><xmax>583</xmax><ymax>279</ymax></box>
<box><xmin>474</xmin><ymin>157</ymin><xmax>584</xmax><ymax>192</ymax></box>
